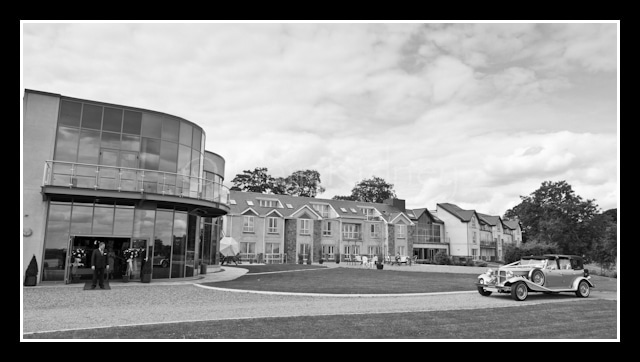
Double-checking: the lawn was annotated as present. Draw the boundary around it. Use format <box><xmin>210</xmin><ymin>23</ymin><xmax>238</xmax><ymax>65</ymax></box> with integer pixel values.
<box><xmin>24</xmin><ymin>299</ymin><xmax>617</xmax><ymax>339</ymax></box>
<box><xmin>205</xmin><ymin>266</ymin><xmax>477</xmax><ymax>294</ymax></box>
<box><xmin>204</xmin><ymin>265</ymin><xmax>618</xmax><ymax>294</ymax></box>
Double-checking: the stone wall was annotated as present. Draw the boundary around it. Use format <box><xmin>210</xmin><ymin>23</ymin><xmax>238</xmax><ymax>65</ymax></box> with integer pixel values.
<box><xmin>284</xmin><ymin>219</ymin><xmax>297</xmax><ymax>264</ymax></box>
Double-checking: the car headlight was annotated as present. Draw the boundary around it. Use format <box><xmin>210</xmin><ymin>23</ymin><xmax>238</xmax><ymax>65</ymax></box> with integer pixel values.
<box><xmin>506</xmin><ymin>270</ymin><xmax>514</xmax><ymax>278</ymax></box>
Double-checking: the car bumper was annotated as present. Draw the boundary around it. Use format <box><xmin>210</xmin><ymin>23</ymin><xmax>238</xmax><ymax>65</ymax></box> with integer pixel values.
<box><xmin>476</xmin><ymin>283</ymin><xmax>510</xmax><ymax>293</ymax></box>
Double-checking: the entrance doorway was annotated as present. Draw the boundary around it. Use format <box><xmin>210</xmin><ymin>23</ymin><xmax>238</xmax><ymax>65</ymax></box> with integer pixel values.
<box><xmin>65</xmin><ymin>236</ymin><xmax>148</xmax><ymax>283</ymax></box>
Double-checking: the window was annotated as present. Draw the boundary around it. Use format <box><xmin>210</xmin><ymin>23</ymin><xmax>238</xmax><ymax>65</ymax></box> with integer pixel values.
<box><xmin>397</xmin><ymin>246</ymin><xmax>405</xmax><ymax>255</ymax></box>
<box><xmin>396</xmin><ymin>224</ymin><xmax>406</xmax><ymax>238</ymax></box>
<box><xmin>342</xmin><ymin>223</ymin><xmax>361</xmax><ymax>239</ymax></box>
<box><xmin>229</xmin><ymin>199</ymin><xmax>237</xmax><ymax>205</ymax></box>
<box><xmin>267</xmin><ymin>217</ymin><xmax>278</xmax><ymax>233</ymax></box>
<box><xmin>312</xmin><ymin>204</ymin><xmax>330</xmax><ymax>218</ymax></box>
<box><xmin>322</xmin><ymin>221</ymin><xmax>332</xmax><ymax>236</ymax></box>
<box><xmin>286</xmin><ymin>204</ymin><xmax>293</xmax><ymax>209</ymax></box>
<box><xmin>322</xmin><ymin>245</ymin><xmax>335</xmax><ymax>258</ymax></box>
<box><xmin>243</xmin><ymin>216</ymin><xmax>254</xmax><ymax>233</ymax></box>
<box><xmin>59</xmin><ymin>100</ymin><xmax>82</xmax><ymax>127</ymax></box>
<box><xmin>246</xmin><ymin>200</ymin><xmax>254</xmax><ymax>206</ymax></box>
<box><xmin>340</xmin><ymin>207</ymin><xmax>348</xmax><ymax>213</ymax></box>
<box><xmin>472</xmin><ymin>249</ymin><xmax>478</xmax><ymax>259</ymax></box>
<box><xmin>300</xmin><ymin>219</ymin><xmax>311</xmax><ymax>235</ymax></box>
<box><xmin>471</xmin><ymin>217</ymin><xmax>476</xmax><ymax>228</ymax></box>
<box><xmin>266</xmin><ymin>242</ymin><xmax>280</xmax><ymax>254</ymax></box>
<box><xmin>240</xmin><ymin>242</ymin><xmax>255</xmax><ymax>254</ymax></box>
<box><xmin>349</xmin><ymin>208</ymin><xmax>357</xmax><ymax>213</ymax></box>
<box><xmin>259</xmin><ymin>199</ymin><xmax>280</xmax><ymax>208</ymax></box>
<box><xmin>370</xmin><ymin>223</ymin><xmax>380</xmax><ymax>238</ymax></box>
<box><xmin>473</xmin><ymin>231</ymin><xmax>477</xmax><ymax>243</ymax></box>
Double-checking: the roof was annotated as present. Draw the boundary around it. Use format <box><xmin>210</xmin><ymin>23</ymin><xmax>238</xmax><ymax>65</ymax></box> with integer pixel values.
<box><xmin>476</xmin><ymin>212</ymin><xmax>501</xmax><ymax>226</ymax></box>
<box><xmin>228</xmin><ymin>190</ymin><xmax>407</xmax><ymax>220</ymax></box>
<box><xmin>407</xmin><ymin>208</ymin><xmax>444</xmax><ymax>224</ymax></box>
<box><xmin>503</xmin><ymin>219</ymin><xmax>521</xmax><ymax>230</ymax></box>
<box><xmin>437</xmin><ymin>203</ymin><xmax>478</xmax><ymax>222</ymax></box>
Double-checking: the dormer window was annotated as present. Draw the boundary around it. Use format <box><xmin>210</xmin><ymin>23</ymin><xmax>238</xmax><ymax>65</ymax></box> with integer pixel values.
<box><xmin>258</xmin><ymin>199</ymin><xmax>280</xmax><ymax>208</ymax></box>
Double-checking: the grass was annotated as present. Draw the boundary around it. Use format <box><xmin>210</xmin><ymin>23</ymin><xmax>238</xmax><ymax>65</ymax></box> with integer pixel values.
<box><xmin>206</xmin><ymin>266</ymin><xmax>477</xmax><ymax>294</ymax></box>
<box><xmin>24</xmin><ymin>299</ymin><xmax>617</xmax><ymax>339</ymax></box>
<box><xmin>204</xmin><ymin>264</ymin><xmax>618</xmax><ymax>294</ymax></box>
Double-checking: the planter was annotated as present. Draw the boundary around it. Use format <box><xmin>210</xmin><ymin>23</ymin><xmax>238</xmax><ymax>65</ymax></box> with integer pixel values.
<box><xmin>200</xmin><ymin>263</ymin><xmax>207</xmax><ymax>274</ymax></box>
<box><xmin>376</xmin><ymin>263</ymin><xmax>384</xmax><ymax>270</ymax></box>
<box><xmin>319</xmin><ymin>259</ymin><xmax>324</xmax><ymax>265</ymax></box>
<box><xmin>122</xmin><ymin>275</ymin><xmax>130</xmax><ymax>283</ymax></box>
<box><xmin>24</xmin><ymin>275</ymin><xmax>37</xmax><ymax>286</ymax></box>
<box><xmin>141</xmin><ymin>273</ymin><xmax>151</xmax><ymax>283</ymax></box>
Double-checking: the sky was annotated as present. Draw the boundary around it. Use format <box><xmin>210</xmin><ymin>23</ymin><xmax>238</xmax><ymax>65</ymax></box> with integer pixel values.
<box><xmin>21</xmin><ymin>21</ymin><xmax>619</xmax><ymax>216</ymax></box>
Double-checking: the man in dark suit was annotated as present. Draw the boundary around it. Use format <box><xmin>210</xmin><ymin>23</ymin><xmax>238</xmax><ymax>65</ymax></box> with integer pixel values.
<box><xmin>91</xmin><ymin>241</ymin><xmax>110</xmax><ymax>289</ymax></box>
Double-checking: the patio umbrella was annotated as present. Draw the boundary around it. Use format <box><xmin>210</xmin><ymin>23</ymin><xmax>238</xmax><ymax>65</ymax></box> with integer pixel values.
<box><xmin>219</xmin><ymin>237</ymin><xmax>240</xmax><ymax>257</ymax></box>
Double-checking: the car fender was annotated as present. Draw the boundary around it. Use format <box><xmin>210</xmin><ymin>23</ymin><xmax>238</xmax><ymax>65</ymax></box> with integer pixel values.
<box><xmin>572</xmin><ymin>276</ymin><xmax>595</xmax><ymax>289</ymax></box>
<box><xmin>477</xmin><ymin>272</ymin><xmax>492</xmax><ymax>281</ymax></box>
<box><xmin>505</xmin><ymin>276</ymin><xmax>548</xmax><ymax>292</ymax></box>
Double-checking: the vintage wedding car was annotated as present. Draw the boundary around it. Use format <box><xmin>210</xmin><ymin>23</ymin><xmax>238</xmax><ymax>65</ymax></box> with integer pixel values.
<box><xmin>476</xmin><ymin>254</ymin><xmax>595</xmax><ymax>301</ymax></box>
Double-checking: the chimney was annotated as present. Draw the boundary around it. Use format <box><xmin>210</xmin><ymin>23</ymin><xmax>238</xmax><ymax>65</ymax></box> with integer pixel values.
<box><xmin>384</xmin><ymin>198</ymin><xmax>405</xmax><ymax>212</ymax></box>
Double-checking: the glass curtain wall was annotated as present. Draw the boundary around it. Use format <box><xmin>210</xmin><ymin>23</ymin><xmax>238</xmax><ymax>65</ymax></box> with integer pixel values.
<box><xmin>52</xmin><ymin>99</ymin><xmax>205</xmax><ymax>195</ymax></box>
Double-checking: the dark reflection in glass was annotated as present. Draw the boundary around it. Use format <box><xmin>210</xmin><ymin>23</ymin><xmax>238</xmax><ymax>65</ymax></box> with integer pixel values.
<box><xmin>93</xmin><ymin>206</ymin><xmax>114</xmax><ymax>234</ymax></box>
<box><xmin>113</xmin><ymin>207</ymin><xmax>134</xmax><ymax>235</ymax></box>
<box><xmin>123</xmin><ymin>110</ymin><xmax>142</xmax><ymax>135</ymax></box>
<box><xmin>77</xmin><ymin>129</ymin><xmax>100</xmax><ymax>164</ymax></box>
<box><xmin>98</xmin><ymin>149</ymin><xmax>118</xmax><ymax>189</ymax></box>
<box><xmin>70</xmin><ymin>204</ymin><xmax>93</xmax><ymax>234</ymax></box>
<box><xmin>153</xmin><ymin>210</ymin><xmax>174</xmax><ymax>279</ymax></box>
<box><xmin>179</xmin><ymin>122</ymin><xmax>192</xmax><ymax>147</ymax></box>
<box><xmin>54</xmin><ymin>126</ymin><xmax>79</xmax><ymax>162</ymax></box>
<box><xmin>121</xmin><ymin>134</ymin><xmax>140</xmax><ymax>152</ymax></box>
<box><xmin>202</xmin><ymin>220</ymin><xmax>212</xmax><ymax>265</ymax></box>
<box><xmin>133</xmin><ymin>209</ymin><xmax>155</xmax><ymax>238</ymax></box>
<box><xmin>177</xmin><ymin>144</ymin><xmax>191</xmax><ymax>176</ymax></box>
<box><xmin>140</xmin><ymin>138</ymin><xmax>160</xmax><ymax>170</ymax></box>
<box><xmin>186</xmin><ymin>214</ymin><xmax>197</xmax><ymax>277</ymax></box>
<box><xmin>100</xmin><ymin>131</ymin><xmax>121</xmax><ymax>150</ymax></box>
<box><xmin>141</xmin><ymin>113</ymin><xmax>162</xmax><ymax>139</ymax></box>
<box><xmin>102</xmin><ymin>107</ymin><xmax>123</xmax><ymax>133</ymax></box>
<box><xmin>162</xmin><ymin>118</ymin><xmax>180</xmax><ymax>142</ymax></box>
<box><xmin>171</xmin><ymin>212</ymin><xmax>187</xmax><ymax>278</ymax></box>
<box><xmin>59</xmin><ymin>100</ymin><xmax>82</xmax><ymax>127</ymax></box>
<box><xmin>81</xmin><ymin>104</ymin><xmax>103</xmax><ymax>130</ymax></box>
<box><xmin>42</xmin><ymin>203</ymin><xmax>72</xmax><ymax>281</ymax></box>
<box><xmin>159</xmin><ymin>140</ymin><xmax>178</xmax><ymax>173</ymax></box>
<box><xmin>192</xmin><ymin>127</ymin><xmax>202</xmax><ymax>151</ymax></box>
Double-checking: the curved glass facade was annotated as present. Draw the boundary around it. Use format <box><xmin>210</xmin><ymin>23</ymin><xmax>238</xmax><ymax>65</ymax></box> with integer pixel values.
<box><xmin>38</xmin><ymin>95</ymin><xmax>227</xmax><ymax>283</ymax></box>
<box><xmin>52</xmin><ymin>99</ymin><xmax>206</xmax><ymax>196</ymax></box>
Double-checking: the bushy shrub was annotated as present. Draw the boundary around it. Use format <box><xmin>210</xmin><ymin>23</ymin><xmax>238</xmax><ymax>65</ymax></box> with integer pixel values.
<box><xmin>434</xmin><ymin>251</ymin><xmax>450</xmax><ymax>265</ymax></box>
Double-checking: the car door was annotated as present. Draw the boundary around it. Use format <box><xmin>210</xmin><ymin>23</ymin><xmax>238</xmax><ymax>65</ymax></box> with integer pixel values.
<box><xmin>557</xmin><ymin>257</ymin><xmax>577</xmax><ymax>288</ymax></box>
<box><xmin>543</xmin><ymin>258</ymin><xmax>564</xmax><ymax>288</ymax></box>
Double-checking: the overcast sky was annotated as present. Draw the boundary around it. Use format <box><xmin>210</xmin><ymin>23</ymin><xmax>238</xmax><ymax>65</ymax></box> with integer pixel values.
<box><xmin>21</xmin><ymin>21</ymin><xmax>619</xmax><ymax>215</ymax></box>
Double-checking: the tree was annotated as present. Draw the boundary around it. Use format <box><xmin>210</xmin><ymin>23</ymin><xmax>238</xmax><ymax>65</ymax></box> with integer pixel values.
<box><xmin>283</xmin><ymin>170</ymin><xmax>326</xmax><ymax>197</ymax></box>
<box><xmin>230</xmin><ymin>167</ymin><xmax>276</xmax><ymax>193</ymax></box>
<box><xmin>231</xmin><ymin>167</ymin><xmax>326</xmax><ymax>197</ymax></box>
<box><xmin>504</xmin><ymin>180</ymin><xmax>600</xmax><ymax>256</ymax></box>
<box><xmin>589</xmin><ymin>209</ymin><xmax>617</xmax><ymax>272</ymax></box>
<box><xmin>333</xmin><ymin>176</ymin><xmax>397</xmax><ymax>203</ymax></box>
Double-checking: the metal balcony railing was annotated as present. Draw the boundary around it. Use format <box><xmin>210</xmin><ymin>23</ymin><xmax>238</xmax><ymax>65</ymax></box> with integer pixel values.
<box><xmin>43</xmin><ymin>160</ymin><xmax>230</xmax><ymax>205</ymax></box>
<box><xmin>480</xmin><ymin>240</ymin><xmax>497</xmax><ymax>248</ymax></box>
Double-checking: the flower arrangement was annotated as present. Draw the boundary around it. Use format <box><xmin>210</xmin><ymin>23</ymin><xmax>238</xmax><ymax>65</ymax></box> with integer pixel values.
<box><xmin>122</xmin><ymin>248</ymin><xmax>142</xmax><ymax>261</ymax></box>
<box><xmin>71</xmin><ymin>249</ymin><xmax>86</xmax><ymax>259</ymax></box>
<box><xmin>123</xmin><ymin>248</ymin><xmax>143</xmax><ymax>278</ymax></box>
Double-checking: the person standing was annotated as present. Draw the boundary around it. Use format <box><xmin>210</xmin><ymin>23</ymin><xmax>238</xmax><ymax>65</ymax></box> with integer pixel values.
<box><xmin>91</xmin><ymin>241</ymin><xmax>110</xmax><ymax>289</ymax></box>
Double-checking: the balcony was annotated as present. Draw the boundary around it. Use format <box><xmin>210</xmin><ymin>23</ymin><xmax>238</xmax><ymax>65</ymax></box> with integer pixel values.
<box><xmin>41</xmin><ymin>160</ymin><xmax>230</xmax><ymax>216</ymax></box>
<box><xmin>414</xmin><ymin>235</ymin><xmax>448</xmax><ymax>244</ymax></box>
<box><xmin>480</xmin><ymin>240</ymin><xmax>497</xmax><ymax>248</ymax></box>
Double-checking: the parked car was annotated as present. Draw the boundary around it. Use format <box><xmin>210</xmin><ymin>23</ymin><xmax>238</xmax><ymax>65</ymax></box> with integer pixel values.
<box><xmin>476</xmin><ymin>254</ymin><xmax>594</xmax><ymax>301</ymax></box>
<box><xmin>153</xmin><ymin>255</ymin><xmax>169</xmax><ymax>268</ymax></box>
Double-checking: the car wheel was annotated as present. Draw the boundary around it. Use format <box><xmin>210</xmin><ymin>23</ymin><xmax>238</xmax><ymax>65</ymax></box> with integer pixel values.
<box><xmin>511</xmin><ymin>281</ymin><xmax>528</xmax><ymax>301</ymax></box>
<box><xmin>477</xmin><ymin>278</ymin><xmax>492</xmax><ymax>296</ymax></box>
<box><xmin>575</xmin><ymin>280</ymin><xmax>590</xmax><ymax>298</ymax></box>
<box><xmin>161</xmin><ymin>260</ymin><xmax>169</xmax><ymax>268</ymax></box>
<box><xmin>531</xmin><ymin>269</ymin><xmax>545</xmax><ymax>285</ymax></box>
